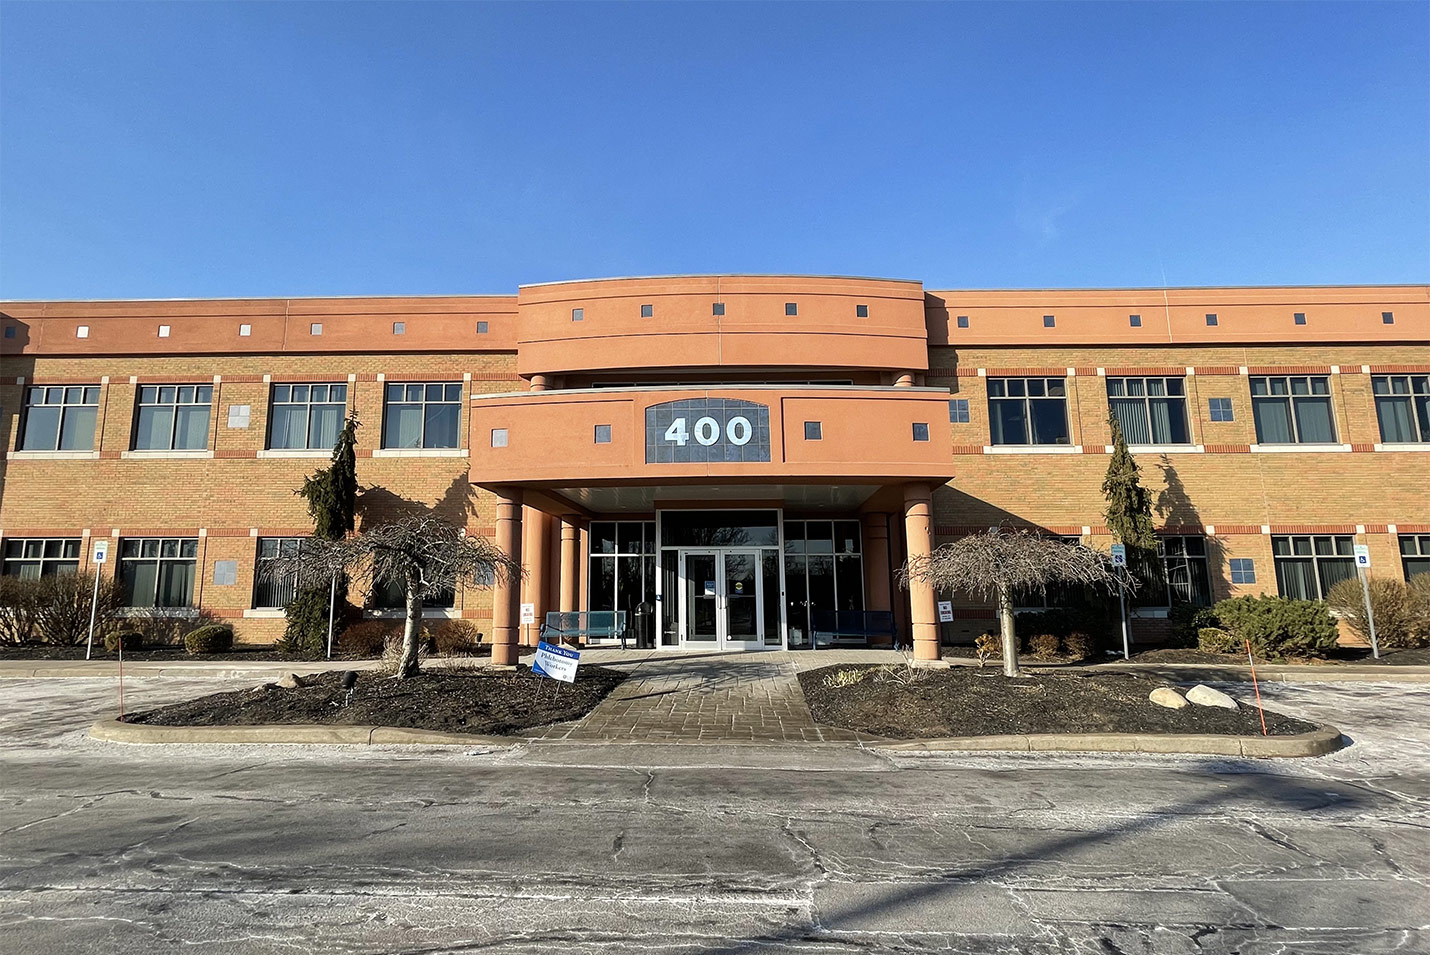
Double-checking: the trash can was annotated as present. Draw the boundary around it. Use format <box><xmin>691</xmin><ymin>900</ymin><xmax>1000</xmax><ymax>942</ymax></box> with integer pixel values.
<box><xmin>633</xmin><ymin>601</ymin><xmax>655</xmax><ymax>649</ymax></box>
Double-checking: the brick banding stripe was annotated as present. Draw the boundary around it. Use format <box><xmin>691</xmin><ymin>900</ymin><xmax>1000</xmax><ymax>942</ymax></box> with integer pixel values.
<box><xmin>1101</xmin><ymin>366</ymin><xmax>1187</xmax><ymax>377</ymax></box>
<box><xmin>1204</xmin><ymin>444</ymin><xmax>1252</xmax><ymax>453</ymax></box>
<box><xmin>984</xmin><ymin>367</ymin><xmax>1070</xmax><ymax>378</ymax></box>
<box><xmin>1211</xmin><ymin>525</ymin><xmax>1263</xmax><ymax>535</ymax></box>
<box><xmin>221</xmin><ymin>375</ymin><xmax>264</xmax><ymax>383</ymax></box>
<box><xmin>1193</xmin><ymin>366</ymin><xmax>1241</xmax><ymax>376</ymax></box>
<box><xmin>213</xmin><ymin>450</ymin><xmax>258</xmax><ymax>459</ymax></box>
<box><xmin>113</xmin><ymin>528</ymin><xmax>203</xmax><ymax>537</ymax></box>
<box><xmin>1269</xmin><ymin>524</ymin><xmax>1358</xmax><ymax>534</ymax></box>
<box><xmin>26</xmin><ymin>377</ymin><xmax>104</xmax><ymax>386</ymax></box>
<box><xmin>1368</xmin><ymin>364</ymin><xmax>1430</xmax><ymax>374</ymax></box>
<box><xmin>1246</xmin><ymin>365</ymin><xmax>1333</xmax><ymax>375</ymax></box>
<box><xmin>950</xmin><ymin>444</ymin><xmax>983</xmax><ymax>455</ymax></box>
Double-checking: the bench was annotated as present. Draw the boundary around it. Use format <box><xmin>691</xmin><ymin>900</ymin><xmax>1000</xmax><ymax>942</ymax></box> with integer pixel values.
<box><xmin>810</xmin><ymin>610</ymin><xmax>898</xmax><ymax>649</ymax></box>
<box><xmin>540</xmin><ymin>610</ymin><xmax>630</xmax><ymax>649</ymax></box>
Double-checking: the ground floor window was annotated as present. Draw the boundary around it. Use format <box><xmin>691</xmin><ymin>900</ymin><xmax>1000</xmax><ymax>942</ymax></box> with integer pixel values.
<box><xmin>1273</xmin><ymin>535</ymin><xmax>1356</xmax><ymax>600</ymax></box>
<box><xmin>1401</xmin><ymin>535</ymin><xmax>1430</xmax><ymax>581</ymax></box>
<box><xmin>119</xmin><ymin>538</ymin><xmax>198</xmax><ymax>608</ymax></box>
<box><xmin>253</xmin><ymin>537</ymin><xmax>305</xmax><ymax>609</ymax></box>
<box><xmin>1</xmin><ymin>538</ymin><xmax>82</xmax><ymax>578</ymax></box>
<box><xmin>373</xmin><ymin>578</ymin><xmax>455</xmax><ymax>610</ymax></box>
<box><xmin>784</xmin><ymin>519</ymin><xmax>863</xmax><ymax>648</ymax></box>
<box><xmin>1132</xmin><ymin>536</ymin><xmax>1213</xmax><ymax>607</ymax></box>
<box><xmin>589</xmin><ymin>521</ymin><xmax>656</xmax><ymax>642</ymax></box>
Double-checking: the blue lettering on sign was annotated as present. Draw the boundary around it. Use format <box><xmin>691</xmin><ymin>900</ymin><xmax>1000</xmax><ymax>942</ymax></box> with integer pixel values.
<box><xmin>645</xmin><ymin>398</ymin><xmax>771</xmax><ymax>463</ymax></box>
<box><xmin>533</xmin><ymin>641</ymin><xmax>581</xmax><ymax>683</ymax></box>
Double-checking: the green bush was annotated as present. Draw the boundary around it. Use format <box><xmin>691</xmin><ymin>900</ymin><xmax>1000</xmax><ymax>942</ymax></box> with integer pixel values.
<box><xmin>1167</xmin><ymin>603</ymin><xmax>1221</xmax><ymax>648</ymax></box>
<box><xmin>278</xmin><ymin>584</ymin><xmax>353</xmax><ymax>659</ymax></box>
<box><xmin>183</xmin><ymin>624</ymin><xmax>234</xmax><ymax>655</ymax></box>
<box><xmin>1211</xmin><ymin>594</ymin><xmax>1339</xmax><ymax>660</ymax></box>
<box><xmin>1326</xmin><ymin>577</ymin><xmax>1428</xmax><ymax>651</ymax></box>
<box><xmin>1197</xmin><ymin>627</ymin><xmax>1238</xmax><ymax>654</ymax></box>
<box><xmin>103</xmin><ymin>629</ymin><xmax>144</xmax><ymax>652</ymax></box>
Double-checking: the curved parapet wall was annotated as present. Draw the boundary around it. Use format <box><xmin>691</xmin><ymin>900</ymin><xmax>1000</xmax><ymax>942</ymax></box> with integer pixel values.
<box><xmin>515</xmin><ymin>275</ymin><xmax>930</xmax><ymax>377</ymax></box>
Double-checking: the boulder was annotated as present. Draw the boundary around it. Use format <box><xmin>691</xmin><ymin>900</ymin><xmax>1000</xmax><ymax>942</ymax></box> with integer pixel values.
<box><xmin>277</xmin><ymin>672</ymin><xmax>308</xmax><ymax>689</ymax></box>
<box><xmin>1186</xmin><ymin>684</ymin><xmax>1238</xmax><ymax>710</ymax></box>
<box><xmin>1148</xmin><ymin>687</ymin><xmax>1188</xmax><ymax>709</ymax></box>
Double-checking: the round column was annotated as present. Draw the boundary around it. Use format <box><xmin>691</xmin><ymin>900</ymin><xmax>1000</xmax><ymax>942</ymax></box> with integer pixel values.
<box><xmin>520</xmin><ymin>507</ymin><xmax>549</xmax><ymax>646</ymax></box>
<box><xmin>902</xmin><ymin>483</ymin><xmax>939</xmax><ymax>662</ymax></box>
<box><xmin>559</xmin><ymin>517</ymin><xmax>580</xmax><ymax>612</ymax></box>
<box><xmin>491</xmin><ymin>489</ymin><xmax>524</xmax><ymax>665</ymax></box>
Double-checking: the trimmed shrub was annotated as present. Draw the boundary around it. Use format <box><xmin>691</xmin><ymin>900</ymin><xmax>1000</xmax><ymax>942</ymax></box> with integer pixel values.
<box><xmin>428</xmin><ymin>619</ymin><xmax>482</xmax><ymax>656</ymax></box>
<box><xmin>0</xmin><ymin>576</ymin><xmax>43</xmax><ymax>643</ymax></box>
<box><xmin>1167</xmin><ymin>603</ymin><xmax>1220</xmax><ymax>649</ymax></box>
<box><xmin>103</xmin><ymin>629</ymin><xmax>145</xmax><ymax>652</ymax></box>
<box><xmin>337</xmin><ymin>620</ymin><xmax>399</xmax><ymax>657</ymax></box>
<box><xmin>1061</xmin><ymin>631</ymin><xmax>1095</xmax><ymax>660</ymax></box>
<box><xmin>1197</xmin><ymin>626</ymin><xmax>1238</xmax><ymax>654</ymax></box>
<box><xmin>34</xmin><ymin>571</ymin><xmax>124</xmax><ymax>645</ymax></box>
<box><xmin>1327</xmin><ymin>577</ymin><xmax>1428</xmax><ymax>651</ymax></box>
<box><xmin>1013</xmin><ymin>603</ymin><xmax>1119</xmax><ymax>650</ymax></box>
<box><xmin>184</xmin><ymin>624</ymin><xmax>234</xmax><ymax>655</ymax></box>
<box><xmin>1211</xmin><ymin>595</ymin><xmax>1339</xmax><ymax>660</ymax></box>
<box><xmin>1026</xmin><ymin>633</ymin><xmax>1060</xmax><ymax>660</ymax></box>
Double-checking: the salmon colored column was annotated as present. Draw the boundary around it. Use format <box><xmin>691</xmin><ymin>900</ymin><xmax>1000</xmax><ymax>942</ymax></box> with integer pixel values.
<box><xmin>559</xmin><ymin>517</ymin><xmax>580</xmax><ymax>612</ymax></box>
<box><xmin>491</xmin><ymin>489</ymin><xmax>524</xmax><ymax>666</ymax></box>
<box><xmin>902</xmin><ymin>483</ymin><xmax>939</xmax><ymax>662</ymax></box>
<box><xmin>862</xmin><ymin>513</ymin><xmax>892</xmax><ymax>613</ymax></box>
<box><xmin>520</xmin><ymin>507</ymin><xmax>550</xmax><ymax>646</ymax></box>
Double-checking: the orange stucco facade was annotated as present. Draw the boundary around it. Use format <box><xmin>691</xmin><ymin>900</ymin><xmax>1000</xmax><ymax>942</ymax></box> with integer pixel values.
<box><xmin>2</xmin><ymin>275</ymin><xmax>1427</xmax><ymax>657</ymax></box>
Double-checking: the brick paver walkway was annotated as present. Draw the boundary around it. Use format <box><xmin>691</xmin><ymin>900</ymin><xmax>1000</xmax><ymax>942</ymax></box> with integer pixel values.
<box><xmin>527</xmin><ymin>649</ymin><xmax>890</xmax><ymax>743</ymax></box>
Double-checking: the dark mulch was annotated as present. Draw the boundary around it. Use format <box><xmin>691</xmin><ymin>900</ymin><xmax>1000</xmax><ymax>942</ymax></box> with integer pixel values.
<box><xmin>125</xmin><ymin>665</ymin><xmax>626</xmax><ymax>736</ymax></box>
<box><xmin>0</xmin><ymin>643</ymin><xmax>297</xmax><ymax>662</ymax></box>
<box><xmin>798</xmin><ymin>664</ymin><xmax>1320</xmax><ymax>740</ymax></box>
<box><xmin>1127</xmin><ymin>648</ymin><xmax>1250</xmax><ymax>665</ymax></box>
<box><xmin>1360</xmin><ymin>646</ymin><xmax>1430</xmax><ymax>666</ymax></box>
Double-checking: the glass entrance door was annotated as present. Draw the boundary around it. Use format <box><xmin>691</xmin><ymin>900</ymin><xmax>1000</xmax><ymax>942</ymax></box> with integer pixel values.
<box><xmin>678</xmin><ymin>548</ymin><xmax>766</xmax><ymax>650</ymax></box>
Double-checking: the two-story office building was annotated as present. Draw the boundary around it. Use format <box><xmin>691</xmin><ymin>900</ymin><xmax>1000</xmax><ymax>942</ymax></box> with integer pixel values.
<box><xmin>2</xmin><ymin>276</ymin><xmax>1427</xmax><ymax>662</ymax></box>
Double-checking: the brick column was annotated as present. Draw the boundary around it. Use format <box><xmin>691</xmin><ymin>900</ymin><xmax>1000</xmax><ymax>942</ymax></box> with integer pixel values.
<box><xmin>902</xmin><ymin>483</ymin><xmax>939</xmax><ymax>662</ymax></box>
<box><xmin>491</xmin><ymin>488</ymin><xmax>524</xmax><ymax>665</ymax></box>
<box><xmin>559</xmin><ymin>517</ymin><xmax>580</xmax><ymax>612</ymax></box>
<box><xmin>520</xmin><ymin>507</ymin><xmax>549</xmax><ymax>646</ymax></box>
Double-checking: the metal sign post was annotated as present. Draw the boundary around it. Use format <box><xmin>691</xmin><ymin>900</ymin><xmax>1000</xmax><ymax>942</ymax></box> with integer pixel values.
<box><xmin>1354</xmin><ymin>545</ymin><xmax>1379</xmax><ymax>659</ymax></box>
<box><xmin>1110</xmin><ymin>544</ymin><xmax>1130</xmax><ymax>660</ymax></box>
<box><xmin>85</xmin><ymin>540</ymin><xmax>110</xmax><ymax>661</ymax></box>
<box><xmin>325</xmin><ymin>571</ymin><xmax>337</xmax><ymax>660</ymax></box>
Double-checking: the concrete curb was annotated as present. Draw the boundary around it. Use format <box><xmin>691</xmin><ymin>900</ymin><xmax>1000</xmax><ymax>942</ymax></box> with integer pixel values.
<box><xmin>872</xmin><ymin>724</ymin><xmax>1346</xmax><ymax>758</ymax></box>
<box><xmin>1085</xmin><ymin>663</ymin><xmax>1430</xmax><ymax>685</ymax></box>
<box><xmin>88</xmin><ymin>718</ymin><xmax>522</xmax><ymax>747</ymax></box>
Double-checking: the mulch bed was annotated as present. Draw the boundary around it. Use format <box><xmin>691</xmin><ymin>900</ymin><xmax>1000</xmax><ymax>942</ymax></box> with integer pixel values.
<box><xmin>125</xmin><ymin>665</ymin><xmax>627</xmax><ymax>736</ymax></box>
<box><xmin>1127</xmin><ymin>646</ymin><xmax>1430</xmax><ymax>667</ymax></box>
<box><xmin>0</xmin><ymin>643</ymin><xmax>301</xmax><ymax>662</ymax></box>
<box><xmin>798</xmin><ymin>664</ymin><xmax>1320</xmax><ymax>740</ymax></box>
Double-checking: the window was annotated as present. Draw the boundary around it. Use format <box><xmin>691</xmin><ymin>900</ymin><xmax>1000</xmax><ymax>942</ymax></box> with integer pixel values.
<box><xmin>2</xmin><ymin>538</ymin><xmax>81</xmax><ymax>578</ymax></box>
<box><xmin>1129</xmin><ymin>314</ymin><xmax>1142</xmax><ymax>327</ymax></box>
<box><xmin>1205</xmin><ymin>314</ymin><xmax>1218</xmax><ymax>326</ymax></box>
<box><xmin>949</xmin><ymin>399</ymin><xmax>970</xmax><ymax>423</ymax></box>
<box><xmin>20</xmin><ymin>385</ymin><xmax>99</xmax><ymax>451</ymax></box>
<box><xmin>571</xmin><ymin>308</ymin><xmax>584</xmax><ymax>322</ymax></box>
<box><xmin>712</xmin><ymin>302</ymin><xmax>725</xmax><ymax>316</ymax></box>
<box><xmin>239</xmin><ymin>323</ymin><xmax>252</xmax><ymax>337</ymax></box>
<box><xmin>1107</xmin><ymin>377</ymin><xmax>1189</xmax><ymax>444</ymax></box>
<box><xmin>392</xmin><ymin>322</ymin><xmax>405</xmax><ymax>335</ymax></box>
<box><xmin>957</xmin><ymin>315</ymin><xmax>969</xmax><ymax>328</ymax></box>
<box><xmin>912</xmin><ymin>422</ymin><xmax>930</xmax><ymax>442</ymax></box>
<box><xmin>476</xmin><ymin>321</ymin><xmax>489</xmax><ymax>334</ymax></box>
<box><xmin>77</xmin><ymin>325</ymin><xmax>89</xmax><ymax>338</ymax></box>
<box><xmin>1294</xmin><ymin>312</ymin><xmax>1306</xmax><ymax>326</ymax></box>
<box><xmin>3</xmin><ymin>326</ymin><xmax>15</xmax><ymax>338</ymax></box>
<box><xmin>158</xmin><ymin>325</ymin><xmax>170</xmax><ymax>338</ymax></box>
<box><xmin>269</xmin><ymin>383</ymin><xmax>347</xmax><ymax>450</ymax></box>
<box><xmin>374</xmin><ymin>577</ymin><xmax>454</xmax><ymax>610</ymax></box>
<box><xmin>382</xmin><ymin>382</ymin><xmax>461</xmax><ymax>449</ymax></box>
<box><xmin>1401</xmin><ymin>535</ymin><xmax>1430</xmax><ymax>581</ymax></box>
<box><xmin>1372</xmin><ymin>375</ymin><xmax>1430</xmax><ymax>443</ymax></box>
<box><xmin>119</xmin><ymin>538</ymin><xmax>198</xmax><ymax>608</ymax></box>
<box><xmin>1250</xmin><ymin>376</ymin><xmax>1336</xmax><ymax>444</ymax></box>
<box><xmin>1042</xmin><ymin>315</ymin><xmax>1055</xmax><ymax>328</ymax></box>
<box><xmin>254</xmin><ymin>537</ymin><xmax>305</xmax><ymax>609</ymax></box>
<box><xmin>1230</xmin><ymin>558</ymin><xmax>1256</xmax><ymax>585</ymax></box>
<box><xmin>856</xmin><ymin>304</ymin><xmax>869</xmax><ymax>318</ymax></box>
<box><xmin>804</xmin><ymin>421</ymin><xmax>822</xmax><ymax>440</ymax></box>
<box><xmin>134</xmin><ymin>385</ymin><xmax>213</xmax><ymax>451</ymax></box>
<box><xmin>310</xmin><ymin>323</ymin><xmax>322</xmax><ymax>336</ymax></box>
<box><xmin>784</xmin><ymin>520</ymin><xmax>863</xmax><ymax>648</ymax></box>
<box><xmin>987</xmin><ymin>377</ymin><xmax>1070</xmax><ymax>445</ymax></box>
<box><xmin>1383</xmin><ymin>311</ymin><xmax>1395</xmax><ymax>325</ymax></box>
<box><xmin>1130</xmin><ymin>536</ymin><xmax>1213</xmax><ymax>607</ymax></box>
<box><xmin>635</xmin><ymin>304</ymin><xmax>652</xmax><ymax>318</ymax></box>
<box><xmin>590</xmin><ymin>521</ymin><xmax>656</xmax><ymax>641</ymax></box>
<box><xmin>490</xmin><ymin>428</ymin><xmax>508</xmax><ymax>448</ymax></box>
<box><xmin>594</xmin><ymin>424</ymin><xmax>612</xmax><ymax>444</ymax></box>
<box><xmin>785</xmin><ymin>303</ymin><xmax>798</xmax><ymax>316</ymax></box>
<box><xmin>1272</xmin><ymin>535</ymin><xmax>1356</xmax><ymax>600</ymax></box>
<box><xmin>1208</xmin><ymin>397</ymin><xmax>1234</xmax><ymax>422</ymax></box>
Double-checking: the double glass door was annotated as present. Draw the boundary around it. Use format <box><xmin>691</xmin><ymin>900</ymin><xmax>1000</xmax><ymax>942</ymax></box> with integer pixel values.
<box><xmin>679</xmin><ymin>549</ymin><xmax>765</xmax><ymax>650</ymax></box>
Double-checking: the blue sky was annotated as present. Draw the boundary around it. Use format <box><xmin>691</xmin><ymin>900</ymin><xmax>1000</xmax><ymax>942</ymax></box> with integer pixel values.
<box><xmin>1</xmin><ymin>1</ymin><xmax>1426</xmax><ymax>299</ymax></box>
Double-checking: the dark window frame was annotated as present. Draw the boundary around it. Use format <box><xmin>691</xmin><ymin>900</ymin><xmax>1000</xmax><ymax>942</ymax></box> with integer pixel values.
<box><xmin>986</xmin><ymin>376</ymin><xmax>1071</xmax><ymax>446</ymax></box>
<box><xmin>268</xmin><ymin>382</ymin><xmax>349</xmax><ymax>451</ymax></box>
<box><xmin>19</xmin><ymin>385</ymin><xmax>101</xmax><ymax>451</ymax></box>
<box><xmin>118</xmin><ymin>537</ymin><xmax>199</xmax><ymax>608</ymax></box>
<box><xmin>1249</xmin><ymin>375</ymin><xmax>1338</xmax><ymax>444</ymax></box>
<box><xmin>1371</xmin><ymin>374</ymin><xmax>1430</xmax><ymax>443</ymax></box>
<box><xmin>1107</xmin><ymin>376</ymin><xmax>1190</xmax><ymax>445</ymax></box>
<box><xmin>381</xmin><ymin>381</ymin><xmax>463</xmax><ymax>450</ymax></box>
<box><xmin>1</xmin><ymin>537</ymin><xmax>82</xmax><ymax>578</ymax></box>
<box><xmin>1272</xmin><ymin>534</ymin><xmax>1356</xmax><ymax>600</ymax></box>
<box><xmin>133</xmin><ymin>384</ymin><xmax>214</xmax><ymax>451</ymax></box>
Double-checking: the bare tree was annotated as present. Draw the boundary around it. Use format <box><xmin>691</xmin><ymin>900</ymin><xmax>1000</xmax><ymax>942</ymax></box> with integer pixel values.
<box><xmin>264</xmin><ymin>515</ymin><xmax>523</xmax><ymax>678</ymax></box>
<box><xmin>898</xmin><ymin>527</ymin><xmax>1132</xmax><ymax>676</ymax></box>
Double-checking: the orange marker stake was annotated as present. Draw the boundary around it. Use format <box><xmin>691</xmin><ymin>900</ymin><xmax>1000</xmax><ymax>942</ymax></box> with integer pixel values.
<box><xmin>1245</xmin><ymin>639</ymin><xmax>1267</xmax><ymax>736</ymax></box>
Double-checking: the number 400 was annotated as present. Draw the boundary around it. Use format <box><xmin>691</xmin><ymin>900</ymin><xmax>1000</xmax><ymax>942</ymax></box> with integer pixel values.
<box><xmin>662</xmin><ymin>415</ymin><xmax>753</xmax><ymax>447</ymax></box>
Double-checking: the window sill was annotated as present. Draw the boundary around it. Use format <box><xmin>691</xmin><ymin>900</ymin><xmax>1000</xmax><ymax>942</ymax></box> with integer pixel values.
<box><xmin>6</xmin><ymin>450</ymin><xmax>100</xmax><ymax>460</ymax></box>
<box><xmin>1129</xmin><ymin>607</ymin><xmax>1171</xmax><ymax>619</ymax></box>
<box><xmin>1248</xmin><ymin>443</ymin><xmax>1352</xmax><ymax>453</ymax></box>
<box><xmin>364</xmin><ymin>608</ymin><xmax>460</xmax><ymax>619</ymax></box>
<box><xmin>256</xmin><ymin>449</ymin><xmax>331</xmax><ymax>459</ymax></box>
<box><xmin>121</xmin><ymin>449</ymin><xmax>215</xmax><ymax>459</ymax></box>
<box><xmin>242</xmin><ymin>609</ymin><xmax>287</xmax><ymax>618</ymax></box>
<box><xmin>116</xmin><ymin>607</ymin><xmax>200</xmax><ymax>618</ymax></box>
<box><xmin>1372</xmin><ymin>443</ymin><xmax>1430</xmax><ymax>452</ymax></box>
<box><xmin>371</xmin><ymin>448</ymin><xmax>468</xmax><ymax>458</ymax></box>
<box><xmin>983</xmin><ymin>445</ymin><xmax>1083</xmax><ymax>454</ymax></box>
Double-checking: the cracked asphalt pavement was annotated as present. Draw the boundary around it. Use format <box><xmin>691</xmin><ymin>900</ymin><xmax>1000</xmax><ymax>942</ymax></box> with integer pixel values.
<box><xmin>1</xmin><ymin>676</ymin><xmax>1427</xmax><ymax>953</ymax></box>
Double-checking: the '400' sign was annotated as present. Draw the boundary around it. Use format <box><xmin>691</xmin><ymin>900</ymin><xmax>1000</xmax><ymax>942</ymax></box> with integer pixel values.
<box><xmin>645</xmin><ymin>398</ymin><xmax>771</xmax><ymax>464</ymax></box>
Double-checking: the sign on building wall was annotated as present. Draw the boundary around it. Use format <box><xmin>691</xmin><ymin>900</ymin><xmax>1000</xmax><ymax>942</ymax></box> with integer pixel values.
<box><xmin>645</xmin><ymin>398</ymin><xmax>771</xmax><ymax>464</ymax></box>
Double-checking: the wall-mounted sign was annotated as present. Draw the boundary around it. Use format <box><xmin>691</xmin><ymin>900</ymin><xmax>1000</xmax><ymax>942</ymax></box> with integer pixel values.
<box><xmin>645</xmin><ymin>398</ymin><xmax>771</xmax><ymax>464</ymax></box>
<box><xmin>520</xmin><ymin>602</ymin><xmax>536</xmax><ymax>624</ymax></box>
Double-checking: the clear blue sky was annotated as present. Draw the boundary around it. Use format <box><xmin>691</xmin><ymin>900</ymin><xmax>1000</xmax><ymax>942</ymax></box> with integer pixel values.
<box><xmin>1</xmin><ymin>1</ymin><xmax>1426</xmax><ymax>299</ymax></box>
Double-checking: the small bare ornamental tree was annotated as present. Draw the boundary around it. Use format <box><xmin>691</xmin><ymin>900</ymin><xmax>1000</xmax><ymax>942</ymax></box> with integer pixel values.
<box><xmin>899</xmin><ymin>528</ymin><xmax>1131</xmax><ymax>677</ymax></box>
<box><xmin>266</xmin><ymin>515</ymin><xmax>522</xmax><ymax>678</ymax></box>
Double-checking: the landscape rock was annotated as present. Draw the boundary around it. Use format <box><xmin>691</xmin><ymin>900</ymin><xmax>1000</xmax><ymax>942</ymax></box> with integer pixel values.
<box><xmin>1186</xmin><ymin>684</ymin><xmax>1238</xmax><ymax>710</ymax></box>
<box><xmin>277</xmin><ymin>672</ymin><xmax>308</xmax><ymax>689</ymax></box>
<box><xmin>1148</xmin><ymin>687</ymin><xmax>1188</xmax><ymax>709</ymax></box>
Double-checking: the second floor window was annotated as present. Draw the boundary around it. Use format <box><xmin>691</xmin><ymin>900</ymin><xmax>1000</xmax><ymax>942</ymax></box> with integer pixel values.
<box><xmin>1250</xmin><ymin>375</ymin><xmax>1336</xmax><ymax>444</ymax></box>
<box><xmin>1107</xmin><ymin>377</ymin><xmax>1189</xmax><ymax>444</ymax></box>
<box><xmin>1372</xmin><ymin>375</ymin><xmax>1429</xmax><ymax>443</ymax></box>
<box><xmin>119</xmin><ymin>537</ymin><xmax>198</xmax><ymax>608</ymax></box>
<box><xmin>383</xmin><ymin>382</ymin><xmax>462</xmax><ymax>449</ymax></box>
<box><xmin>20</xmin><ymin>386</ymin><xmax>100</xmax><ymax>451</ymax></box>
<box><xmin>2</xmin><ymin>538</ymin><xmax>81</xmax><ymax>578</ymax></box>
<box><xmin>1273</xmin><ymin>534</ymin><xmax>1355</xmax><ymax>601</ymax></box>
<box><xmin>134</xmin><ymin>385</ymin><xmax>213</xmax><ymax>451</ymax></box>
<box><xmin>270</xmin><ymin>383</ymin><xmax>348</xmax><ymax>450</ymax></box>
<box><xmin>987</xmin><ymin>377</ymin><xmax>1070</xmax><ymax>446</ymax></box>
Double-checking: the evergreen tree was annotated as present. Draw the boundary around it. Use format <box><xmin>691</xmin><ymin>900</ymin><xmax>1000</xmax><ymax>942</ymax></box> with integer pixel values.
<box><xmin>1102</xmin><ymin>409</ymin><xmax>1157</xmax><ymax>553</ymax></box>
